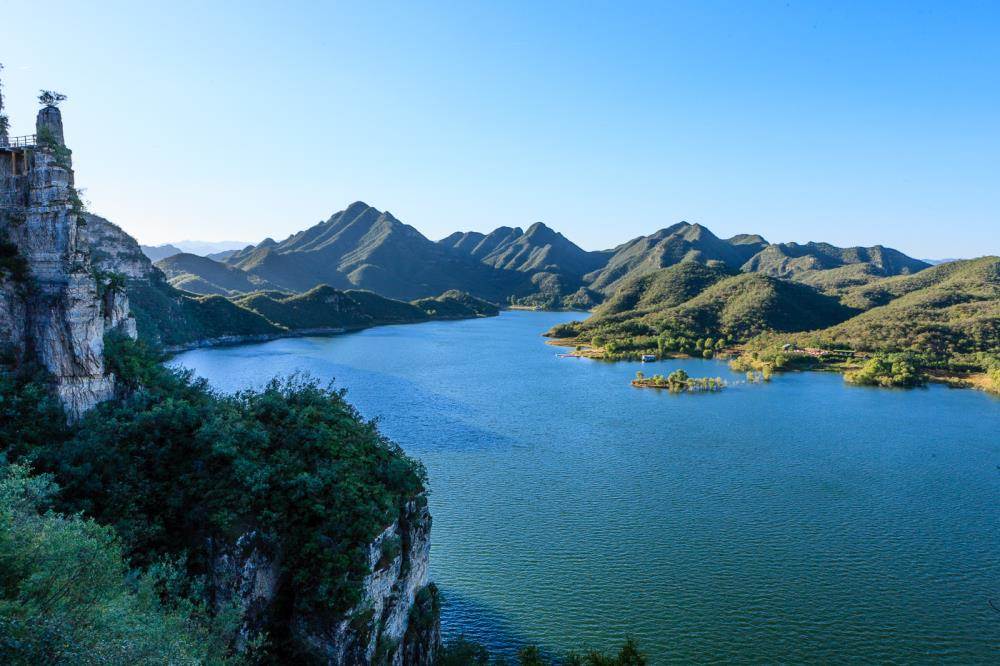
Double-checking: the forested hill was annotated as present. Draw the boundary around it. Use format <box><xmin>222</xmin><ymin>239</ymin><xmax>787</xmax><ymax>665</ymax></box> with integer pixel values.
<box><xmin>85</xmin><ymin>215</ymin><xmax>498</xmax><ymax>350</ymax></box>
<box><xmin>546</xmin><ymin>257</ymin><xmax>1000</xmax><ymax>388</ymax></box>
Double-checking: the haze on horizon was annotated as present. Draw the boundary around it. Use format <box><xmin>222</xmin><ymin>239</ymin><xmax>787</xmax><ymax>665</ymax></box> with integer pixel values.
<box><xmin>2</xmin><ymin>1</ymin><xmax>997</xmax><ymax>259</ymax></box>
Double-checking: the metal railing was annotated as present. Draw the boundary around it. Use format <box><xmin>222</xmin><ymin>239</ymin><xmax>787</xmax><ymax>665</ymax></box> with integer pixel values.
<box><xmin>0</xmin><ymin>134</ymin><xmax>37</xmax><ymax>149</ymax></box>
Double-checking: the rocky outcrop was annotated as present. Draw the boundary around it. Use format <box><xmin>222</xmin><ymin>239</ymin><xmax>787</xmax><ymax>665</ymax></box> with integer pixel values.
<box><xmin>83</xmin><ymin>212</ymin><xmax>159</xmax><ymax>280</ymax></box>
<box><xmin>0</xmin><ymin>105</ymin><xmax>135</xmax><ymax>417</ymax></box>
<box><xmin>211</xmin><ymin>498</ymin><xmax>440</xmax><ymax>665</ymax></box>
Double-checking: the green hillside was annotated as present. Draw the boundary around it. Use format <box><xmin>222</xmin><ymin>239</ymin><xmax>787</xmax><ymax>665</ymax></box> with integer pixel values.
<box><xmin>127</xmin><ymin>275</ymin><xmax>497</xmax><ymax>349</ymax></box>
<box><xmin>156</xmin><ymin>252</ymin><xmax>280</xmax><ymax>295</ymax></box>
<box><xmin>790</xmin><ymin>257</ymin><xmax>1000</xmax><ymax>359</ymax></box>
<box><xmin>553</xmin><ymin>256</ymin><xmax>999</xmax><ymax>382</ymax></box>
<box><xmin>583</xmin><ymin>222</ymin><xmax>758</xmax><ymax>294</ymax></box>
<box><xmin>742</xmin><ymin>242</ymin><xmax>929</xmax><ymax>282</ymax></box>
<box><xmin>412</xmin><ymin>289</ymin><xmax>501</xmax><ymax>319</ymax></box>
<box><xmin>550</xmin><ymin>264</ymin><xmax>854</xmax><ymax>356</ymax></box>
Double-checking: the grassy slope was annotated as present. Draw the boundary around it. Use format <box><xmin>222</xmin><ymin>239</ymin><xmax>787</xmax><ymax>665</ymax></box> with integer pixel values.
<box><xmin>789</xmin><ymin>257</ymin><xmax>1000</xmax><ymax>358</ymax></box>
<box><xmin>554</xmin><ymin>262</ymin><xmax>854</xmax><ymax>343</ymax></box>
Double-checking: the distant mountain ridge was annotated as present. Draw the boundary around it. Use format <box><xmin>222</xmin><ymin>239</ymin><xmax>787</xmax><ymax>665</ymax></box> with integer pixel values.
<box><xmin>140</xmin><ymin>243</ymin><xmax>184</xmax><ymax>262</ymax></box>
<box><xmin>140</xmin><ymin>240</ymin><xmax>252</xmax><ymax>263</ymax></box>
<box><xmin>160</xmin><ymin>201</ymin><xmax>932</xmax><ymax>309</ymax></box>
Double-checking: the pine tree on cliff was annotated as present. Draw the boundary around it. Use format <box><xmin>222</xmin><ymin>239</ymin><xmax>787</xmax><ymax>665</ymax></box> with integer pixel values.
<box><xmin>0</xmin><ymin>62</ymin><xmax>9</xmax><ymax>143</ymax></box>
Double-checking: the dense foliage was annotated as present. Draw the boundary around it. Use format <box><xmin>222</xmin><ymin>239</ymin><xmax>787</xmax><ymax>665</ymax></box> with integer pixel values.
<box><xmin>0</xmin><ymin>464</ymin><xmax>235</xmax><ymax>664</ymax></box>
<box><xmin>411</xmin><ymin>289</ymin><xmax>500</xmax><ymax>319</ymax></box>
<box><xmin>127</xmin><ymin>273</ymin><xmax>497</xmax><ymax>348</ymax></box>
<box><xmin>126</xmin><ymin>277</ymin><xmax>279</xmax><ymax>346</ymax></box>
<box><xmin>0</xmin><ymin>334</ymin><xmax>427</xmax><ymax>658</ymax></box>
<box><xmin>844</xmin><ymin>354</ymin><xmax>925</xmax><ymax>388</ymax></box>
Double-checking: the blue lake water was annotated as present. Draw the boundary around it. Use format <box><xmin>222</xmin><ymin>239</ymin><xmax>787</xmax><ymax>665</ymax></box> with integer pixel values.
<box><xmin>171</xmin><ymin>310</ymin><xmax>1000</xmax><ymax>664</ymax></box>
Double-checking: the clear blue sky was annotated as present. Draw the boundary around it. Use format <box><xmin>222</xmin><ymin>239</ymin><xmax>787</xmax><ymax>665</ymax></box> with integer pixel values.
<box><xmin>3</xmin><ymin>1</ymin><xmax>998</xmax><ymax>257</ymax></box>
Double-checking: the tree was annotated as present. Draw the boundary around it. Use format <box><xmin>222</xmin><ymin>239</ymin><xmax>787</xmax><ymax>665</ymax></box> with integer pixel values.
<box><xmin>437</xmin><ymin>636</ymin><xmax>491</xmax><ymax>665</ymax></box>
<box><xmin>37</xmin><ymin>90</ymin><xmax>67</xmax><ymax>107</ymax></box>
<box><xmin>616</xmin><ymin>637</ymin><xmax>646</xmax><ymax>665</ymax></box>
<box><xmin>518</xmin><ymin>645</ymin><xmax>546</xmax><ymax>666</ymax></box>
<box><xmin>0</xmin><ymin>463</ymin><xmax>234</xmax><ymax>664</ymax></box>
<box><xmin>0</xmin><ymin>62</ymin><xmax>8</xmax><ymax>138</ymax></box>
<box><xmin>666</xmin><ymin>369</ymin><xmax>689</xmax><ymax>392</ymax></box>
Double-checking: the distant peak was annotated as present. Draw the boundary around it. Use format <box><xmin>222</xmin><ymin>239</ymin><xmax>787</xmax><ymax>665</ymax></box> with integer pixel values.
<box><xmin>657</xmin><ymin>221</ymin><xmax>692</xmax><ymax>236</ymax></box>
<box><xmin>525</xmin><ymin>221</ymin><xmax>559</xmax><ymax>240</ymax></box>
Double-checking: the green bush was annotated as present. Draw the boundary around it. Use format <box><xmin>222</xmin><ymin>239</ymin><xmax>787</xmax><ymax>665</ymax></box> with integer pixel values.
<box><xmin>0</xmin><ymin>463</ymin><xmax>234</xmax><ymax>664</ymax></box>
<box><xmin>845</xmin><ymin>354</ymin><xmax>925</xmax><ymax>388</ymax></box>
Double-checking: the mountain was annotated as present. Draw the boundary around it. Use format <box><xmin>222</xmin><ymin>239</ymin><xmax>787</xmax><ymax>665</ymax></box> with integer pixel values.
<box><xmin>172</xmin><ymin>239</ymin><xmax>252</xmax><ymax>255</ymax></box>
<box><xmin>221</xmin><ymin>202</ymin><xmax>523</xmax><ymax>301</ymax></box>
<box><xmin>439</xmin><ymin>222</ymin><xmax>610</xmax><ymax>308</ymax></box>
<box><xmin>742</xmin><ymin>242</ymin><xmax>929</xmax><ymax>282</ymax></box>
<box><xmin>1</xmin><ymin>101</ymin><xmax>441</xmax><ymax>664</ymax></box>
<box><xmin>140</xmin><ymin>240</ymin><xmax>253</xmax><ymax>263</ymax></box>
<box><xmin>583</xmin><ymin>222</ymin><xmax>769</xmax><ymax>294</ymax></box>
<box><xmin>441</xmin><ymin>222</ymin><xmax>608</xmax><ymax>275</ymax></box>
<box><xmin>156</xmin><ymin>253</ymin><xmax>281</xmax><ymax>295</ymax></box>
<box><xmin>140</xmin><ymin>243</ymin><xmax>183</xmax><ymax>262</ymax></box>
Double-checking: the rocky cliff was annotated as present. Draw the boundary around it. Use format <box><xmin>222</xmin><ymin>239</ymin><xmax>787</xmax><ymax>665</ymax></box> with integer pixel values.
<box><xmin>211</xmin><ymin>498</ymin><xmax>439</xmax><ymax>664</ymax></box>
<box><xmin>0</xmin><ymin>105</ymin><xmax>135</xmax><ymax>417</ymax></box>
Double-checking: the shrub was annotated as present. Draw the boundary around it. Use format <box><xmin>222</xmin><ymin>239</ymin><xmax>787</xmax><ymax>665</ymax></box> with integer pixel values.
<box><xmin>845</xmin><ymin>354</ymin><xmax>925</xmax><ymax>388</ymax></box>
<box><xmin>0</xmin><ymin>463</ymin><xmax>234</xmax><ymax>664</ymax></box>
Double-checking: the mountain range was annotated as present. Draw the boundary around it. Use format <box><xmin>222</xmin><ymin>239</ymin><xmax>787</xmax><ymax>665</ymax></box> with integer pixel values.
<box><xmin>158</xmin><ymin>201</ymin><xmax>932</xmax><ymax>309</ymax></box>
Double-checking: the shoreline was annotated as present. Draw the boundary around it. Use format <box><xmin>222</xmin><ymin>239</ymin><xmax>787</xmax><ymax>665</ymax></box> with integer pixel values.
<box><xmin>163</xmin><ymin>312</ymin><xmax>501</xmax><ymax>356</ymax></box>
<box><xmin>545</xmin><ymin>336</ymin><xmax>998</xmax><ymax>396</ymax></box>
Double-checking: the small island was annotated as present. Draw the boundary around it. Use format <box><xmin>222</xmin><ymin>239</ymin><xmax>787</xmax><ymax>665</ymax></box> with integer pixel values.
<box><xmin>632</xmin><ymin>369</ymin><xmax>726</xmax><ymax>392</ymax></box>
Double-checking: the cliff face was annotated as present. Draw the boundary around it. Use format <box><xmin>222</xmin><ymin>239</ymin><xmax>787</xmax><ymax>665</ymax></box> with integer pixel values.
<box><xmin>212</xmin><ymin>498</ymin><xmax>440</xmax><ymax>665</ymax></box>
<box><xmin>0</xmin><ymin>106</ymin><xmax>135</xmax><ymax>417</ymax></box>
<box><xmin>83</xmin><ymin>212</ymin><xmax>159</xmax><ymax>281</ymax></box>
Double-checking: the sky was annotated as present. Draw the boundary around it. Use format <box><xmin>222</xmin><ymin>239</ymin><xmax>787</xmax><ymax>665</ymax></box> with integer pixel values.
<box><xmin>2</xmin><ymin>1</ymin><xmax>998</xmax><ymax>258</ymax></box>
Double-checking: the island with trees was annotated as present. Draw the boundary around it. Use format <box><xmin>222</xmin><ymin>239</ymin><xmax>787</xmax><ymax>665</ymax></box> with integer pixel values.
<box><xmin>632</xmin><ymin>369</ymin><xmax>726</xmax><ymax>392</ymax></box>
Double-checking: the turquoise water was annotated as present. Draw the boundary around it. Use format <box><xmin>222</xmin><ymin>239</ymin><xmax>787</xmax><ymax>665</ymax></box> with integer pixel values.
<box><xmin>172</xmin><ymin>311</ymin><xmax>1000</xmax><ymax>664</ymax></box>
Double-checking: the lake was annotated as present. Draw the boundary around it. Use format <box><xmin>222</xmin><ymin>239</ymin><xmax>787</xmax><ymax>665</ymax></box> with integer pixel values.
<box><xmin>171</xmin><ymin>310</ymin><xmax>1000</xmax><ymax>664</ymax></box>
